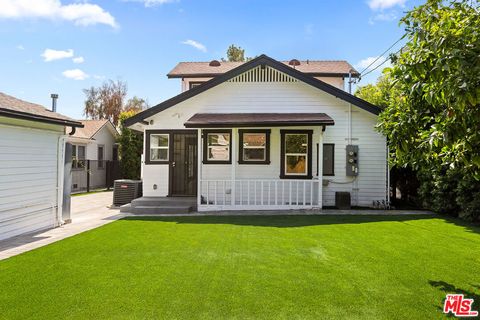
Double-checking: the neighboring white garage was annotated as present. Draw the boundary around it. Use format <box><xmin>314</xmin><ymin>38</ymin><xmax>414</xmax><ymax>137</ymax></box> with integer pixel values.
<box><xmin>0</xmin><ymin>92</ymin><xmax>83</xmax><ymax>241</ymax></box>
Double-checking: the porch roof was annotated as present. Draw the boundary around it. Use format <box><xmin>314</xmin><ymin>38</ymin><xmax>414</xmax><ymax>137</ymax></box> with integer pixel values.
<box><xmin>184</xmin><ymin>113</ymin><xmax>335</xmax><ymax>128</ymax></box>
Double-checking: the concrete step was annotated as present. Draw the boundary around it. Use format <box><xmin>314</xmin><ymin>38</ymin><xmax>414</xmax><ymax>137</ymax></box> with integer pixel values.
<box><xmin>128</xmin><ymin>205</ymin><xmax>195</xmax><ymax>215</ymax></box>
<box><xmin>131</xmin><ymin>197</ymin><xmax>196</xmax><ymax>208</ymax></box>
<box><xmin>119</xmin><ymin>203</ymin><xmax>132</xmax><ymax>213</ymax></box>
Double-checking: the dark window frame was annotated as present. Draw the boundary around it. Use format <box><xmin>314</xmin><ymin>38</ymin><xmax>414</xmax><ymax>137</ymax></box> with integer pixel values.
<box><xmin>238</xmin><ymin>129</ymin><xmax>271</xmax><ymax>165</ymax></box>
<box><xmin>202</xmin><ymin>129</ymin><xmax>232</xmax><ymax>164</ymax></box>
<box><xmin>145</xmin><ymin>130</ymin><xmax>170</xmax><ymax>165</ymax></box>
<box><xmin>72</xmin><ymin>144</ymin><xmax>86</xmax><ymax>170</ymax></box>
<box><xmin>323</xmin><ymin>143</ymin><xmax>335</xmax><ymax>176</ymax></box>
<box><xmin>97</xmin><ymin>144</ymin><xmax>105</xmax><ymax>169</ymax></box>
<box><xmin>280</xmin><ymin>129</ymin><xmax>313</xmax><ymax>179</ymax></box>
<box><xmin>189</xmin><ymin>81</ymin><xmax>205</xmax><ymax>89</ymax></box>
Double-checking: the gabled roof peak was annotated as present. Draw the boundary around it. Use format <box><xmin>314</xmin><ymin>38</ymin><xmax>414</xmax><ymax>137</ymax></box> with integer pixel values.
<box><xmin>125</xmin><ymin>54</ymin><xmax>379</xmax><ymax>128</ymax></box>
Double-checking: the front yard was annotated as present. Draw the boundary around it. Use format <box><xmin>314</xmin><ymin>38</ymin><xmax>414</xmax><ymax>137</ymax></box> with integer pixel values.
<box><xmin>0</xmin><ymin>214</ymin><xmax>478</xmax><ymax>319</ymax></box>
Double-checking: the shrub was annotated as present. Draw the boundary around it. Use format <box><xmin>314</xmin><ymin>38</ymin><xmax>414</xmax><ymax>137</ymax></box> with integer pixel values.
<box><xmin>117</xmin><ymin>111</ymin><xmax>143</xmax><ymax>180</ymax></box>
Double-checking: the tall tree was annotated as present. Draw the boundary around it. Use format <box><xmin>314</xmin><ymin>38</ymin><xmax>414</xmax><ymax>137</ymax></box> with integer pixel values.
<box><xmin>225</xmin><ymin>44</ymin><xmax>246</xmax><ymax>62</ymax></box>
<box><xmin>221</xmin><ymin>44</ymin><xmax>256</xmax><ymax>62</ymax></box>
<box><xmin>355</xmin><ymin>72</ymin><xmax>399</xmax><ymax>109</ymax></box>
<box><xmin>124</xmin><ymin>96</ymin><xmax>149</xmax><ymax>113</ymax></box>
<box><xmin>377</xmin><ymin>0</ymin><xmax>480</xmax><ymax>220</ymax></box>
<box><xmin>83</xmin><ymin>79</ymin><xmax>127</xmax><ymax>126</ymax></box>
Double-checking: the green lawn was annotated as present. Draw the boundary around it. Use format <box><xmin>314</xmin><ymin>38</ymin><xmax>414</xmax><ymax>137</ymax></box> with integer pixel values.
<box><xmin>0</xmin><ymin>215</ymin><xmax>479</xmax><ymax>319</ymax></box>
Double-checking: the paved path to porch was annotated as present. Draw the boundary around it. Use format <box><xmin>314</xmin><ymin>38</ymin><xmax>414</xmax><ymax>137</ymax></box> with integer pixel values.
<box><xmin>0</xmin><ymin>191</ymin><xmax>122</xmax><ymax>261</ymax></box>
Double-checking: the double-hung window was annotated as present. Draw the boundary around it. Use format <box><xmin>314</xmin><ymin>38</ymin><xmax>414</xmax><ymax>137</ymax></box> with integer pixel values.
<box><xmin>72</xmin><ymin>145</ymin><xmax>86</xmax><ymax>169</ymax></box>
<box><xmin>238</xmin><ymin>129</ymin><xmax>270</xmax><ymax>164</ymax></box>
<box><xmin>146</xmin><ymin>131</ymin><xmax>169</xmax><ymax>164</ymax></box>
<box><xmin>203</xmin><ymin>130</ymin><xmax>231</xmax><ymax>164</ymax></box>
<box><xmin>97</xmin><ymin>145</ymin><xmax>104</xmax><ymax>169</ymax></box>
<box><xmin>280</xmin><ymin>130</ymin><xmax>312</xmax><ymax>179</ymax></box>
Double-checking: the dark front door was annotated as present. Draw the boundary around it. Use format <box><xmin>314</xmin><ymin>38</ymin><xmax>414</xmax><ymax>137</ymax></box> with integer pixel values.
<box><xmin>170</xmin><ymin>132</ymin><xmax>197</xmax><ymax>196</ymax></box>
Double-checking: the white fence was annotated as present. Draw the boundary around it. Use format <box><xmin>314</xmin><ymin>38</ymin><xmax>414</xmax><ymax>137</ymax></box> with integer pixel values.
<box><xmin>199</xmin><ymin>179</ymin><xmax>321</xmax><ymax>211</ymax></box>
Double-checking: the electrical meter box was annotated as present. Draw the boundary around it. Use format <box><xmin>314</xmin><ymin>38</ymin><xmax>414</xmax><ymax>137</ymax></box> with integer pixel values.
<box><xmin>346</xmin><ymin>145</ymin><xmax>359</xmax><ymax>176</ymax></box>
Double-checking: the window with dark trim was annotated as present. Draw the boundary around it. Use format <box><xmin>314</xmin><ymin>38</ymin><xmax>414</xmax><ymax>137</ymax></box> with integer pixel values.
<box><xmin>145</xmin><ymin>130</ymin><xmax>170</xmax><ymax>164</ymax></box>
<box><xmin>323</xmin><ymin>143</ymin><xmax>335</xmax><ymax>176</ymax></box>
<box><xmin>280</xmin><ymin>130</ymin><xmax>312</xmax><ymax>179</ymax></box>
<box><xmin>203</xmin><ymin>129</ymin><xmax>232</xmax><ymax>164</ymax></box>
<box><xmin>97</xmin><ymin>145</ymin><xmax>105</xmax><ymax>169</ymax></box>
<box><xmin>72</xmin><ymin>145</ymin><xmax>86</xmax><ymax>169</ymax></box>
<box><xmin>189</xmin><ymin>81</ymin><xmax>205</xmax><ymax>89</ymax></box>
<box><xmin>238</xmin><ymin>129</ymin><xmax>270</xmax><ymax>164</ymax></box>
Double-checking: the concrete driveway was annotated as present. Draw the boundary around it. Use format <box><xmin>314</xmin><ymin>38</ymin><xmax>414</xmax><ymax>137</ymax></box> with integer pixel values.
<box><xmin>0</xmin><ymin>191</ymin><xmax>122</xmax><ymax>260</ymax></box>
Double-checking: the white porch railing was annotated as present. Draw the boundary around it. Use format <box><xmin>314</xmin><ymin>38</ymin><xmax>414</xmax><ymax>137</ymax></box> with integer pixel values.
<box><xmin>198</xmin><ymin>179</ymin><xmax>321</xmax><ymax>211</ymax></box>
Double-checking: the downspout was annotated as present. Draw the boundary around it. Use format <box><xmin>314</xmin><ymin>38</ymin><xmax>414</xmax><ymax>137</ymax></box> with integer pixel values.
<box><xmin>348</xmin><ymin>71</ymin><xmax>355</xmax><ymax>205</ymax></box>
<box><xmin>56</xmin><ymin>134</ymin><xmax>67</xmax><ymax>226</ymax></box>
<box><xmin>348</xmin><ymin>71</ymin><xmax>352</xmax><ymax>145</ymax></box>
<box><xmin>387</xmin><ymin>142</ymin><xmax>391</xmax><ymax>207</ymax></box>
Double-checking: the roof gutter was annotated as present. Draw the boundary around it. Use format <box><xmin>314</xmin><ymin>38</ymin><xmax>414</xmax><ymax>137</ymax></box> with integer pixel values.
<box><xmin>0</xmin><ymin>108</ymin><xmax>83</xmax><ymax>132</ymax></box>
<box><xmin>167</xmin><ymin>72</ymin><xmax>361</xmax><ymax>79</ymax></box>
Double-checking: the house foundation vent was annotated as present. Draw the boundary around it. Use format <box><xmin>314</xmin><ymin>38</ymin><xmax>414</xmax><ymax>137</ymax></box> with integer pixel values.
<box><xmin>335</xmin><ymin>192</ymin><xmax>351</xmax><ymax>210</ymax></box>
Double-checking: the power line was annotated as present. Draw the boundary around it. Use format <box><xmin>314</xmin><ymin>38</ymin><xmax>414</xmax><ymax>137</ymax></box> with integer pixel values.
<box><xmin>360</xmin><ymin>47</ymin><xmax>402</xmax><ymax>78</ymax></box>
<box><xmin>358</xmin><ymin>35</ymin><xmax>404</xmax><ymax>76</ymax></box>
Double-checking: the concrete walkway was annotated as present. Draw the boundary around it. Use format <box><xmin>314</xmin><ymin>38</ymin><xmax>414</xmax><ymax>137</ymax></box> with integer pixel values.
<box><xmin>0</xmin><ymin>191</ymin><xmax>122</xmax><ymax>261</ymax></box>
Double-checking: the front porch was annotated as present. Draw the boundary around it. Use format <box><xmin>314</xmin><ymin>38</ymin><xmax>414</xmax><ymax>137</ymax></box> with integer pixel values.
<box><xmin>199</xmin><ymin>179</ymin><xmax>322</xmax><ymax>211</ymax></box>
<box><xmin>185</xmin><ymin>113</ymin><xmax>334</xmax><ymax>212</ymax></box>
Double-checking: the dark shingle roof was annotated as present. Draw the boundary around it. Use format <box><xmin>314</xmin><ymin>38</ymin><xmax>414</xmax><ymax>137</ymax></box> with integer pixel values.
<box><xmin>184</xmin><ymin>113</ymin><xmax>335</xmax><ymax>128</ymax></box>
<box><xmin>0</xmin><ymin>92</ymin><xmax>82</xmax><ymax>127</ymax></box>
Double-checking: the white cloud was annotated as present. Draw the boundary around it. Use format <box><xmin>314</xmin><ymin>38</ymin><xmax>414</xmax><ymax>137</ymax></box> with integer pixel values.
<box><xmin>367</xmin><ymin>0</ymin><xmax>406</xmax><ymax>10</ymax></box>
<box><xmin>355</xmin><ymin>56</ymin><xmax>392</xmax><ymax>75</ymax></box>
<box><xmin>41</xmin><ymin>48</ymin><xmax>74</xmax><ymax>62</ymax></box>
<box><xmin>93</xmin><ymin>74</ymin><xmax>105</xmax><ymax>80</ymax></box>
<box><xmin>72</xmin><ymin>56</ymin><xmax>84</xmax><ymax>64</ymax></box>
<box><xmin>16</xmin><ymin>45</ymin><xmax>25</xmax><ymax>50</ymax></box>
<box><xmin>124</xmin><ymin>0</ymin><xmax>177</xmax><ymax>7</ymax></box>
<box><xmin>181</xmin><ymin>39</ymin><xmax>207</xmax><ymax>52</ymax></box>
<box><xmin>304</xmin><ymin>23</ymin><xmax>314</xmax><ymax>36</ymax></box>
<box><xmin>62</xmin><ymin>68</ymin><xmax>89</xmax><ymax>80</ymax></box>
<box><xmin>0</xmin><ymin>0</ymin><xmax>117</xmax><ymax>28</ymax></box>
<box><xmin>369</xmin><ymin>11</ymin><xmax>398</xmax><ymax>24</ymax></box>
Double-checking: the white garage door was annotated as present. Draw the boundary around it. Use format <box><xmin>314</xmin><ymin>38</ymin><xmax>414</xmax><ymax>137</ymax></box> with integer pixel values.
<box><xmin>0</xmin><ymin>124</ymin><xmax>60</xmax><ymax>241</ymax></box>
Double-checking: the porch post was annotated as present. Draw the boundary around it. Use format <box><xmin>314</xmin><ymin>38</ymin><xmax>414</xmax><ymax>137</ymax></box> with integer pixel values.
<box><xmin>231</xmin><ymin>128</ymin><xmax>237</xmax><ymax>206</ymax></box>
<box><xmin>197</xmin><ymin>129</ymin><xmax>202</xmax><ymax>209</ymax></box>
<box><xmin>317</xmin><ymin>127</ymin><xmax>324</xmax><ymax>208</ymax></box>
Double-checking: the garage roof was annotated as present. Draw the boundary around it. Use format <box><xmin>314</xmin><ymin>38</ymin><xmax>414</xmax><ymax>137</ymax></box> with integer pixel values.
<box><xmin>0</xmin><ymin>92</ymin><xmax>83</xmax><ymax>127</ymax></box>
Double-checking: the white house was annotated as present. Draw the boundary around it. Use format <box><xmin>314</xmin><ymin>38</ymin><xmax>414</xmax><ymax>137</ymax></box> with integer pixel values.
<box><xmin>68</xmin><ymin>119</ymin><xmax>118</xmax><ymax>192</ymax></box>
<box><xmin>0</xmin><ymin>92</ymin><xmax>82</xmax><ymax>240</ymax></box>
<box><xmin>125</xmin><ymin>55</ymin><xmax>388</xmax><ymax>212</ymax></box>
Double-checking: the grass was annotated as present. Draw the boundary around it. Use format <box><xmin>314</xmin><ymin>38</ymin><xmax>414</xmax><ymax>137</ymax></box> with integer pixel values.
<box><xmin>0</xmin><ymin>214</ymin><xmax>479</xmax><ymax>319</ymax></box>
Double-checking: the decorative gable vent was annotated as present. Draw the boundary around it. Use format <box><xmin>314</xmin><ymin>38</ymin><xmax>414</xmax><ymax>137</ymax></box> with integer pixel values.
<box><xmin>228</xmin><ymin>66</ymin><xmax>298</xmax><ymax>83</ymax></box>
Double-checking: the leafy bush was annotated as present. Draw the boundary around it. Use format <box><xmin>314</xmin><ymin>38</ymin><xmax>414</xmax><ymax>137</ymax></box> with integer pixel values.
<box><xmin>417</xmin><ymin>168</ymin><xmax>480</xmax><ymax>221</ymax></box>
<box><xmin>117</xmin><ymin>111</ymin><xmax>143</xmax><ymax>179</ymax></box>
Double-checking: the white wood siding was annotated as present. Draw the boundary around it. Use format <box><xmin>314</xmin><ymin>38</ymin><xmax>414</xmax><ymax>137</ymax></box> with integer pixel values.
<box><xmin>143</xmin><ymin>79</ymin><xmax>387</xmax><ymax>206</ymax></box>
<box><xmin>0</xmin><ymin>121</ymin><xmax>61</xmax><ymax>240</ymax></box>
<box><xmin>86</xmin><ymin>125</ymin><xmax>116</xmax><ymax>161</ymax></box>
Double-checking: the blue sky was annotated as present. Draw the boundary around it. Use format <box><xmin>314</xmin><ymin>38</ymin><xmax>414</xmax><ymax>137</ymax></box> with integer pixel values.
<box><xmin>0</xmin><ymin>0</ymin><xmax>423</xmax><ymax>119</ymax></box>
